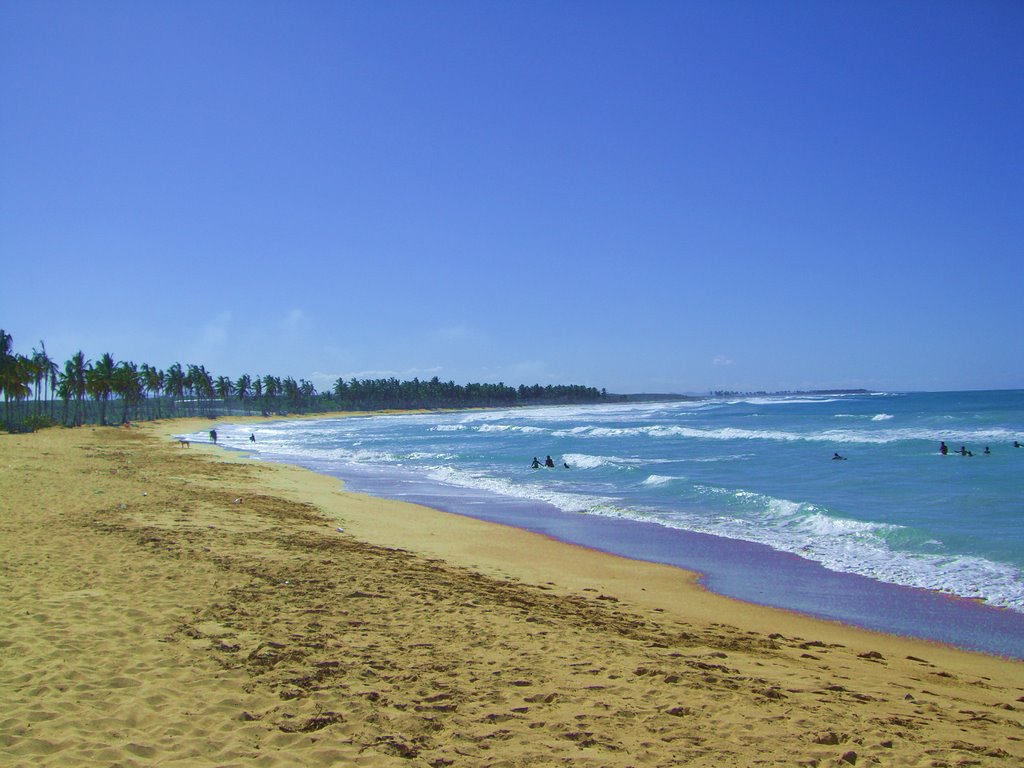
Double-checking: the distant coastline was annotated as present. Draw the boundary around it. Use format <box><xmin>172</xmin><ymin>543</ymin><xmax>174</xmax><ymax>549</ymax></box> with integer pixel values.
<box><xmin>2</xmin><ymin>327</ymin><xmax>884</xmax><ymax>433</ymax></box>
<box><xmin>607</xmin><ymin>389</ymin><xmax>872</xmax><ymax>403</ymax></box>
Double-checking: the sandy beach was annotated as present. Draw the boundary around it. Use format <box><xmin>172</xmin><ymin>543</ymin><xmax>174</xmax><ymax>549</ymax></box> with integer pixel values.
<box><xmin>2</xmin><ymin>419</ymin><xmax>1022</xmax><ymax>767</ymax></box>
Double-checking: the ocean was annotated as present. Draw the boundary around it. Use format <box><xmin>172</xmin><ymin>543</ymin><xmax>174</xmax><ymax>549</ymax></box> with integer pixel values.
<box><xmin>190</xmin><ymin>390</ymin><xmax>1024</xmax><ymax>657</ymax></box>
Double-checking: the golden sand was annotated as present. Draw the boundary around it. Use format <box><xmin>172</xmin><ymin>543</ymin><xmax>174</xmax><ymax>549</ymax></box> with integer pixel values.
<box><xmin>1</xmin><ymin>419</ymin><xmax>1022</xmax><ymax>766</ymax></box>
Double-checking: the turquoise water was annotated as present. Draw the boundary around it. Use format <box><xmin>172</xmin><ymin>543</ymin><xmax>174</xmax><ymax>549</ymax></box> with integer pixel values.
<box><xmin>194</xmin><ymin>390</ymin><xmax>1024</xmax><ymax>616</ymax></box>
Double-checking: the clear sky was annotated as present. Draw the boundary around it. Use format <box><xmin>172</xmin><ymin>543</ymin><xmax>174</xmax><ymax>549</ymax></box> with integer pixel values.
<box><xmin>2</xmin><ymin>1</ymin><xmax>1022</xmax><ymax>394</ymax></box>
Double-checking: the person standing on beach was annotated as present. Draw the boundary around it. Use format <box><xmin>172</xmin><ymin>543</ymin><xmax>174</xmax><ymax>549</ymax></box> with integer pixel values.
<box><xmin>210</xmin><ymin>429</ymin><xmax>217</xmax><ymax>444</ymax></box>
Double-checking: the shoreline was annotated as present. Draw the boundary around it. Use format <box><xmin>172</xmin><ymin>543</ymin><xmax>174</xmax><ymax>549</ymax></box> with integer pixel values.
<box><xmin>163</xmin><ymin>415</ymin><xmax>1024</xmax><ymax>661</ymax></box>
<box><xmin>183</xmin><ymin>413</ymin><xmax>1024</xmax><ymax>659</ymax></box>
<box><xmin>148</xmin><ymin>419</ymin><xmax>1024</xmax><ymax>658</ymax></box>
<box><xmin>3</xmin><ymin>420</ymin><xmax>1022</xmax><ymax>765</ymax></box>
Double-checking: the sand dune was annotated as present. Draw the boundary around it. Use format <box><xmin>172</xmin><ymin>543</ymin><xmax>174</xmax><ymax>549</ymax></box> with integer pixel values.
<box><xmin>1</xmin><ymin>421</ymin><xmax>1021</xmax><ymax>766</ymax></box>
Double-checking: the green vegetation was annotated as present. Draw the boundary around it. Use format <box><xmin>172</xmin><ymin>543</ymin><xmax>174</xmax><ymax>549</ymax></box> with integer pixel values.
<box><xmin>0</xmin><ymin>328</ymin><xmax>606</xmax><ymax>432</ymax></box>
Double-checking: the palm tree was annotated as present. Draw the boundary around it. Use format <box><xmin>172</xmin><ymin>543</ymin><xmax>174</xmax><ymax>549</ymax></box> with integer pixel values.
<box><xmin>183</xmin><ymin>365</ymin><xmax>196</xmax><ymax>415</ymax></box>
<box><xmin>4</xmin><ymin>355</ymin><xmax>33</xmax><ymax>430</ymax></box>
<box><xmin>33</xmin><ymin>343</ymin><xmax>58</xmax><ymax>421</ymax></box>
<box><xmin>0</xmin><ymin>331</ymin><xmax>34</xmax><ymax>430</ymax></box>
<box><xmin>235</xmin><ymin>373</ymin><xmax>251</xmax><ymax>412</ymax></box>
<box><xmin>86</xmin><ymin>352</ymin><xmax>116</xmax><ymax>425</ymax></box>
<box><xmin>189</xmin><ymin>365</ymin><xmax>214</xmax><ymax>415</ymax></box>
<box><xmin>258</xmin><ymin>374</ymin><xmax>284</xmax><ymax>414</ymax></box>
<box><xmin>0</xmin><ymin>329</ymin><xmax>14</xmax><ymax>428</ymax></box>
<box><xmin>63</xmin><ymin>351</ymin><xmax>88</xmax><ymax>426</ymax></box>
<box><xmin>140</xmin><ymin>364</ymin><xmax>165</xmax><ymax>419</ymax></box>
<box><xmin>215</xmin><ymin>375</ymin><xmax>235</xmax><ymax>408</ymax></box>
<box><xmin>56</xmin><ymin>375</ymin><xmax>72</xmax><ymax>425</ymax></box>
<box><xmin>283</xmin><ymin>376</ymin><xmax>299</xmax><ymax>411</ymax></box>
<box><xmin>112</xmin><ymin>361</ymin><xmax>143</xmax><ymax>423</ymax></box>
<box><xmin>151</xmin><ymin>367</ymin><xmax>166</xmax><ymax>417</ymax></box>
<box><xmin>300</xmin><ymin>379</ymin><xmax>317</xmax><ymax>407</ymax></box>
<box><xmin>165</xmin><ymin>363</ymin><xmax>185</xmax><ymax>416</ymax></box>
<box><xmin>27</xmin><ymin>346</ymin><xmax>45</xmax><ymax>418</ymax></box>
<box><xmin>252</xmin><ymin>376</ymin><xmax>263</xmax><ymax>413</ymax></box>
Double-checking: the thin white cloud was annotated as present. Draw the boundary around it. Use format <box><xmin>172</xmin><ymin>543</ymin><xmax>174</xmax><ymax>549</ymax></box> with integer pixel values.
<box><xmin>344</xmin><ymin>369</ymin><xmax>400</xmax><ymax>380</ymax></box>
<box><xmin>339</xmin><ymin>366</ymin><xmax>446</xmax><ymax>381</ymax></box>
<box><xmin>405</xmin><ymin>365</ymin><xmax>445</xmax><ymax>378</ymax></box>
<box><xmin>713</xmin><ymin>354</ymin><xmax>734</xmax><ymax>367</ymax></box>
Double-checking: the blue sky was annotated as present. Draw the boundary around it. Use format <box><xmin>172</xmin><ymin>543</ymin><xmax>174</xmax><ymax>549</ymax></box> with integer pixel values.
<box><xmin>2</xmin><ymin>1</ymin><xmax>1022</xmax><ymax>394</ymax></box>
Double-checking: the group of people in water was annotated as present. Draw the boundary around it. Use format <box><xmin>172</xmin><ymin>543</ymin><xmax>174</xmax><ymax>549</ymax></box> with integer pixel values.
<box><xmin>531</xmin><ymin>455</ymin><xmax>570</xmax><ymax>469</ymax></box>
<box><xmin>939</xmin><ymin>441</ymin><xmax>1021</xmax><ymax>457</ymax></box>
<box><xmin>835</xmin><ymin>441</ymin><xmax>1021</xmax><ymax>461</ymax></box>
<box><xmin>535</xmin><ymin>444</ymin><xmax>1022</xmax><ymax>467</ymax></box>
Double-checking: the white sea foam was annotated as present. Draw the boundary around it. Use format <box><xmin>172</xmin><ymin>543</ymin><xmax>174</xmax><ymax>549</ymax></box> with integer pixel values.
<box><xmin>727</xmin><ymin>396</ymin><xmax>846</xmax><ymax>406</ymax></box>
<box><xmin>475</xmin><ymin>424</ymin><xmax>547</xmax><ymax>434</ymax></box>
<box><xmin>475</xmin><ymin>424</ymin><xmax>514</xmax><ymax>432</ymax></box>
<box><xmin>560</xmin><ymin>453</ymin><xmax>666</xmax><ymax>470</ymax></box>
<box><xmin>405</xmin><ymin>451</ymin><xmax>455</xmax><ymax>461</ymax></box>
<box><xmin>562</xmin><ymin>453</ymin><xmax>613</xmax><ymax>469</ymax></box>
<box><xmin>687</xmin><ymin>453</ymin><xmax>756</xmax><ymax>463</ymax></box>
<box><xmin>205</xmin><ymin>437</ymin><xmax>397</xmax><ymax>466</ymax></box>
<box><xmin>555</xmin><ymin>422</ymin><xmax>1017</xmax><ymax>445</ymax></box>
<box><xmin>424</xmin><ymin>465</ymin><xmax>609</xmax><ymax>514</ymax></box>
<box><xmin>630</xmin><ymin>483</ymin><xmax>1024</xmax><ymax>611</ymax></box>
<box><xmin>455</xmin><ymin>401</ymin><xmax>684</xmax><ymax>424</ymax></box>
<box><xmin>642</xmin><ymin>474</ymin><xmax>679</xmax><ymax>487</ymax></box>
<box><xmin>562</xmin><ymin>426</ymin><xmax>594</xmax><ymax>435</ymax></box>
<box><xmin>551</xmin><ymin>425</ymin><xmax>643</xmax><ymax>438</ymax></box>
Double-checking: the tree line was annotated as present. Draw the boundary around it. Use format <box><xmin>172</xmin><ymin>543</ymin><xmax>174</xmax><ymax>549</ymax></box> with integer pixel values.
<box><xmin>0</xmin><ymin>329</ymin><xmax>607</xmax><ymax>432</ymax></box>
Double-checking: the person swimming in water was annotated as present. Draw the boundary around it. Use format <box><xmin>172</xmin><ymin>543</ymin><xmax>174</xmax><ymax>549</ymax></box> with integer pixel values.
<box><xmin>531</xmin><ymin>457</ymin><xmax>541</xmax><ymax>469</ymax></box>
<box><xmin>940</xmin><ymin>441</ymin><xmax>948</xmax><ymax>456</ymax></box>
<box><xmin>832</xmin><ymin>452</ymin><xmax>847</xmax><ymax>460</ymax></box>
<box><xmin>545</xmin><ymin>455</ymin><xmax>555</xmax><ymax>468</ymax></box>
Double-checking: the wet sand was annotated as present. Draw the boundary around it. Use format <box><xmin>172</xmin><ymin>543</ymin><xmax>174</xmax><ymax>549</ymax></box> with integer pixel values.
<box><xmin>2</xmin><ymin>419</ymin><xmax>1022</xmax><ymax>766</ymax></box>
